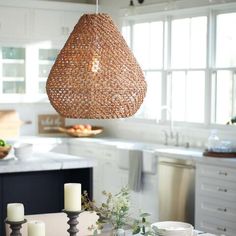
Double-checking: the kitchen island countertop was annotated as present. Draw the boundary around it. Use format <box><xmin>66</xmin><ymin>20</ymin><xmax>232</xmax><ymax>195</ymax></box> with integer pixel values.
<box><xmin>0</xmin><ymin>151</ymin><xmax>96</xmax><ymax>174</ymax></box>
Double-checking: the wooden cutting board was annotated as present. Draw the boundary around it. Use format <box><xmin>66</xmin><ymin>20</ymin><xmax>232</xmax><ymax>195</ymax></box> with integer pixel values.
<box><xmin>0</xmin><ymin>110</ymin><xmax>31</xmax><ymax>138</ymax></box>
<box><xmin>203</xmin><ymin>150</ymin><xmax>236</xmax><ymax>158</ymax></box>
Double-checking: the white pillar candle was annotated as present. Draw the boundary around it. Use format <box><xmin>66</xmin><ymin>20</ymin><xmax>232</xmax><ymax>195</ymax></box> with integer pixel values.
<box><xmin>64</xmin><ymin>183</ymin><xmax>81</xmax><ymax>211</ymax></box>
<box><xmin>28</xmin><ymin>221</ymin><xmax>45</xmax><ymax>236</ymax></box>
<box><xmin>7</xmin><ymin>203</ymin><xmax>24</xmax><ymax>222</ymax></box>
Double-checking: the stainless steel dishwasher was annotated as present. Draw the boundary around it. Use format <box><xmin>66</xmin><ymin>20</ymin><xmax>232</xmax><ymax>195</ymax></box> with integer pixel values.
<box><xmin>158</xmin><ymin>157</ymin><xmax>195</xmax><ymax>225</ymax></box>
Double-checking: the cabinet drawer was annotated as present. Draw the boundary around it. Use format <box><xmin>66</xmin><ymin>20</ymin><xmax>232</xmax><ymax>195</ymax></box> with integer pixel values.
<box><xmin>69</xmin><ymin>143</ymin><xmax>101</xmax><ymax>157</ymax></box>
<box><xmin>196</xmin><ymin>195</ymin><xmax>236</xmax><ymax>223</ymax></box>
<box><xmin>102</xmin><ymin>147</ymin><xmax>118</xmax><ymax>161</ymax></box>
<box><xmin>196</xmin><ymin>214</ymin><xmax>236</xmax><ymax>236</ymax></box>
<box><xmin>0</xmin><ymin>7</ymin><xmax>29</xmax><ymax>39</ymax></box>
<box><xmin>198</xmin><ymin>164</ymin><xmax>236</xmax><ymax>183</ymax></box>
<box><xmin>197</xmin><ymin>176</ymin><xmax>236</xmax><ymax>201</ymax></box>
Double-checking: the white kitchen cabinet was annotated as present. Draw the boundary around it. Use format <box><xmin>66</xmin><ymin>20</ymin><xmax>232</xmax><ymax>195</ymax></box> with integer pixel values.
<box><xmin>0</xmin><ymin>6</ymin><xmax>29</xmax><ymax>40</ymax></box>
<box><xmin>69</xmin><ymin>142</ymin><xmax>121</xmax><ymax>204</ymax></box>
<box><xmin>32</xmin><ymin>9</ymin><xmax>82</xmax><ymax>41</ymax></box>
<box><xmin>69</xmin><ymin>142</ymin><xmax>101</xmax><ymax>157</ymax></box>
<box><xmin>68</xmin><ymin>141</ymin><xmax>160</xmax><ymax>220</ymax></box>
<box><xmin>32</xmin><ymin>9</ymin><xmax>64</xmax><ymax>41</ymax></box>
<box><xmin>0</xmin><ymin>43</ymin><xmax>61</xmax><ymax>99</ymax></box>
<box><xmin>195</xmin><ymin>163</ymin><xmax>236</xmax><ymax>236</ymax></box>
<box><xmin>0</xmin><ymin>1</ymin><xmax>93</xmax><ymax>101</ymax></box>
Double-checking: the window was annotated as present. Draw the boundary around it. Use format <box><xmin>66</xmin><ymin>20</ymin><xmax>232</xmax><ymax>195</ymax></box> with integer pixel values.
<box><xmin>171</xmin><ymin>17</ymin><xmax>207</xmax><ymax>69</ymax></box>
<box><xmin>170</xmin><ymin>71</ymin><xmax>205</xmax><ymax>123</ymax></box>
<box><xmin>170</xmin><ymin>16</ymin><xmax>207</xmax><ymax>123</ymax></box>
<box><xmin>122</xmin><ymin>4</ymin><xmax>236</xmax><ymax>126</ymax></box>
<box><xmin>211</xmin><ymin>12</ymin><xmax>236</xmax><ymax>125</ymax></box>
<box><xmin>216</xmin><ymin>12</ymin><xmax>236</xmax><ymax>68</ymax></box>
<box><xmin>130</xmin><ymin>20</ymin><xmax>164</xmax><ymax>120</ymax></box>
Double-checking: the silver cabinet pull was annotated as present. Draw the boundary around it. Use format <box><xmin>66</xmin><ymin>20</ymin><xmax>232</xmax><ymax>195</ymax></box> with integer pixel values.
<box><xmin>217</xmin><ymin>207</ymin><xmax>227</xmax><ymax>212</ymax></box>
<box><xmin>218</xmin><ymin>171</ymin><xmax>228</xmax><ymax>176</ymax></box>
<box><xmin>217</xmin><ymin>227</ymin><xmax>227</xmax><ymax>232</ymax></box>
<box><xmin>218</xmin><ymin>187</ymin><xmax>228</xmax><ymax>192</ymax></box>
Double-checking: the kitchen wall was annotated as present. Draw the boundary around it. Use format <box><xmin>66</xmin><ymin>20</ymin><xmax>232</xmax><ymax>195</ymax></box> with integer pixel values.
<box><xmin>0</xmin><ymin>103</ymin><xmax>55</xmax><ymax>135</ymax></box>
<box><xmin>2</xmin><ymin>100</ymin><xmax>231</xmax><ymax>149</ymax></box>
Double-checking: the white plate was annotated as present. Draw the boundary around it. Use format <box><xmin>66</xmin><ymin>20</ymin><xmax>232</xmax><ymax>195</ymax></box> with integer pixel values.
<box><xmin>151</xmin><ymin>221</ymin><xmax>194</xmax><ymax>236</ymax></box>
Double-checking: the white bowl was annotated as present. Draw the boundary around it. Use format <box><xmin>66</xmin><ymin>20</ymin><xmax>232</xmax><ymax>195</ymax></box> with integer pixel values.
<box><xmin>14</xmin><ymin>143</ymin><xmax>33</xmax><ymax>160</ymax></box>
<box><xmin>151</xmin><ymin>221</ymin><xmax>194</xmax><ymax>236</ymax></box>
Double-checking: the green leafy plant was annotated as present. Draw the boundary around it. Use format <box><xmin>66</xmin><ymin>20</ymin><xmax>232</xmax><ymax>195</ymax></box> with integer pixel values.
<box><xmin>132</xmin><ymin>213</ymin><xmax>166</xmax><ymax>236</ymax></box>
<box><xmin>81</xmin><ymin>190</ymin><xmax>104</xmax><ymax>232</ymax></box>
<box><xmin>81</xmin><ymin>190</ymin><xmax>98</xmax><ymax>211</ymax></box>
<box><xmin>99</xmin><ymin>186</ymin><xmax>130</xmax><ymax>230</ymax></box>
<box><xmin>132</xmin><ymin>213</ymin><xmax>151</xmax><ymax>235</ymax></box>
<box><xmin>82</xmin><ymin>187</ymin><xmax>130</xmax><ymax>230</ymax></box>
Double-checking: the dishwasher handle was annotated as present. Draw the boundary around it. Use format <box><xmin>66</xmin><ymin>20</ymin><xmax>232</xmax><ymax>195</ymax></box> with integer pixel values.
<box><xmin>159</xmin><ymin>161</ymin><xmax>195</xmax><ymax>169</ymax></box>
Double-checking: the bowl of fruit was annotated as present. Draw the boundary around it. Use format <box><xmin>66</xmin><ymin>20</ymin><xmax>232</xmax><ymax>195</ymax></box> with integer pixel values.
<box><xmin>58</xmin><ymin>124</ymin><xmax>103</xmax><ymax>137</ymax></box>
<box><xmin>0</xmin><ymin>139</ymin><xmax>12</xmax><ymax>159</ymax></box>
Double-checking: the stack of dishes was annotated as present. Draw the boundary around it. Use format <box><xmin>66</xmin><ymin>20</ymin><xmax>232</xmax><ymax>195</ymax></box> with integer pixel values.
<box><xmin>14</xmin><ymin>143</ymin><xmax>33</xmax><ymax>160</ymax></box>
<box><xmin>151</xmin><ymin>221</ymin><xmax>194</xmax><ymax>236</ymax></box>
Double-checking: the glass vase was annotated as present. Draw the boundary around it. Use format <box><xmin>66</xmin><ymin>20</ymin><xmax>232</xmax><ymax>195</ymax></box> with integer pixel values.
<box><xmin>113</xmin><ymin>228</ymin><xmax>125</xmax><ymax>236</ymax></box>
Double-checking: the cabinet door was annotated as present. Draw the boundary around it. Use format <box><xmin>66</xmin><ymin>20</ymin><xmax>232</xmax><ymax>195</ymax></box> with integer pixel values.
<box><xmin>1</xmin><ymin>47</ymin><xmax>26</xmax><ymax>94</ymax></box>
<box><xmin>198</xmin><ymin>164</ymin><xmax>236</xmax><ymax>183</ymax></box>
<box><xmin>196</xmin><ymin>195</ymin><xmax>236</xmax><ymax>223</ymax></box>
<box><xmin>32</xmin><ymin>9</ymin><xmax>64</xmax><ymax>41</ymax></box>
<box><xmin>38</xmin><ymin>48</ymin><xmax>60</xmax><ymax>93</ymax></box>
<box><xmin>63</xmin><ymin>11</ymin><xmax>82</xmax><ymax>36</ymax></box>
<box><xmin>0</xmin><ymin>7</ymin><xmax>29</xmax><ymax>39</ymax></box>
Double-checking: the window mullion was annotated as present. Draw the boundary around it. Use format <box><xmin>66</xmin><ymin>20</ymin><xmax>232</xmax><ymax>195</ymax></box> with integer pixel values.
<box><xmin>205</xmin><ymin>69</ymin><xmax>212</xmax><ymax>126</ymax></box>
<box><xmin>232</xmin><ymin>71</ymin><xmax>235</xmax><ymax>116</ymax></box>
<box><xmin>208</xmin><ymin>9</ymin><xmax>216</xmax><ymax>69</ymax></box>
<box><xmin>165</xmin><ymin>16</ymin><xmax>172</xmax><ymax>122</ymax></box>
<box><xmin>0</xmin><ymin>47</ymin><xmax>2</xmax><ymax>94</ymax></box>
<box><xmin>205</xmin><ymin>9</ymin><xmax>215</xmax><ymax>126</ymax></box>
<box><xmin>166</xmin><ymin>15</ymin><xmax>172</xmax><ymax>70</ymax></box>
<box><xmin>234</xmin><ymin>71</ymin><xmax>236</xmax><ymax>115</ymax></box>
<box><xmin>184</xmin><ymin>70</ymin><xmax>188</xmax><ymax>121</ymax></box>
<box><xmin>161</xmin><ymin>17</ymin><xmax>170</xmax><ymax>121</ymax></box>
<box><xmin>211</xmin><ymin>70</ymin><xmax>217</xmax><ymax>123</ymax></box>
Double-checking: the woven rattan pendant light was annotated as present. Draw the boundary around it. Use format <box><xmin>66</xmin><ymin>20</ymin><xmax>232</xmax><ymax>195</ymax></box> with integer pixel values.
<box><xmin>46</xmin><ymin>2</ymin><xmax>147</xmax><ymax>119</ymax></box>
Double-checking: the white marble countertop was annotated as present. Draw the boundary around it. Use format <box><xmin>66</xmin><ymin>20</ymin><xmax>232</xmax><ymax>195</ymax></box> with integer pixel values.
<box><xmin>5</xmin><ymin>135</ymin><xmax>236</xmax><ymax>169</ymax></box>
<box><xmin>0</xmin><ymin>151</ymin><xmax>96</xmax><ymax>174</ymax></box>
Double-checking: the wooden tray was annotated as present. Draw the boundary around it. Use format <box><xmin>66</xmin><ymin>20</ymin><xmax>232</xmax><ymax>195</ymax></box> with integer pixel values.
<box><xmin>203</xmin><ymin>150</ymin><xmax>236</xmax><ymax>158</ymax></box>
<box><xmin>45</xmin><ymin>126</ymin><xmax>103</xmax><ymax>137</ymax></box>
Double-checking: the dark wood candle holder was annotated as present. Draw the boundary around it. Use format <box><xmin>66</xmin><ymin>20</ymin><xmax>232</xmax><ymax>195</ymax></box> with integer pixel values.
<box><xmin>5</xmin><ymin>219</ymin><xmax>27</xmax><ymax>236</ymax></box>
<box><xmin>63</xmin><ymin>210</ymin><xmax>83</xmax><ymax>236</ymax></box>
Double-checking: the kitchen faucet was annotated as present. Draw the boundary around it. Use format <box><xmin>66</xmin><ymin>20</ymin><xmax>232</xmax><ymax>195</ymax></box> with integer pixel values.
<box><xmin>158</xmin><ymin>106</ymin><xmax>179</xmax><ymax>146</ymax></box>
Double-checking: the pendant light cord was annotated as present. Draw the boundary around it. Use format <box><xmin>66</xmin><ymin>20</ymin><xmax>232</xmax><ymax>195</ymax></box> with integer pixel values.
<box><xmin>96</xmin><ymin>0</ymin><xmax>99</xmax><ymax>14</ymax></box>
